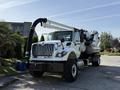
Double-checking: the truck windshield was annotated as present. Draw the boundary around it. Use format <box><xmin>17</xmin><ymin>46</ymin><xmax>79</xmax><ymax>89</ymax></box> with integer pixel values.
<box><xmin>46</xmin><ymin>31</ymin><xmax>72</xmax><ymax>41</ymax></box>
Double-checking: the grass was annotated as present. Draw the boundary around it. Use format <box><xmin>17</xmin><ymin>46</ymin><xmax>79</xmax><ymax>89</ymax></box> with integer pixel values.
<box><xmin>0</xmin><ymin>58</ymin><xmax>18</xmax><ymax>76</ymax></box>
<box><xmin>100</xmin><ymin>52</ymin><xmax>120</xmax><ymax>56</ymax></box>
<box><xmin>0</xmin><ymin>66</ymin><xmax>17</xmax><ymax>76</ymax></box>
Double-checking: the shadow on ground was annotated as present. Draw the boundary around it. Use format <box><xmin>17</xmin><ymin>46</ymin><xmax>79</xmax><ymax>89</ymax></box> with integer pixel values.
<box><xmin>4</xmin><ymin>65</ymin><xmax>120</xmax><ymax>90</ymax></box>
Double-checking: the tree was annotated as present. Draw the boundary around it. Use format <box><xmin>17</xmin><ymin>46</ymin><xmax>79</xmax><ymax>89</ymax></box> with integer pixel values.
<box><xmin>32</xmin><ymin>36</ymin><xmax>38</xmax><ymax>43</ymax></box>
<box><xmin>10</xmin><ymin>33</ymin><xmax>24</xmax><ymax>58</ymax></box>
<box><xmin>100</xmin><ymin>32</ymin><xmax>113</xmax><ymax>52</ymax></box>
<box><xmin>0</xmin><ymin>22</ymin><xmax>24</xmax><ymax>58</ymax></box>
<box><xmin>112</xmin><ymin>38</ymin><xmax>120</xmax><ymax>52</ymax></box>
<box><xmin>112</xmin><ymin>38</ymin><xmax>119</xmax><ymax>48</ymax></box>
<box><xmin>0</xmin><ymin>22</ymin><xmax>16</xmax><ymax>57</ymax></box>
<box><xmin>40</xmin><ymin>35</ymin><xmax>44</xmax><ymax>41</ymax></box>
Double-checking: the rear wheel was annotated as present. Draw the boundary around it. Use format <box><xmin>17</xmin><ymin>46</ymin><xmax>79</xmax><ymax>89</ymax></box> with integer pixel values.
<box><xmin>83</xmin><ymin>59</ymin><xmax>88</xmax><ymax>66</ymax></box>
<box><xmin>63</xmin><ymin>59</ymin><xmax>78</xmax><ymax>82</ymax></box>
<box><xmin>92</xmin><ymin>56</ymin><xmax>100</xmax><ymax>66</ymax></box>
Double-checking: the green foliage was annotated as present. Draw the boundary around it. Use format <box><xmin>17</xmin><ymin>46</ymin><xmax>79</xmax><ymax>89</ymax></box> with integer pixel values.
<box><xmin>0</xmin><ymin>22</ymin><xmax>24</xmax><ymax>58</ymax></box>
<box><xmin>100</xmin><ymin>32</ymin><xmax>113</xmax><ymax>51</ymax></box>
<box><xmin>23</xmin><ymin>37</ymin><xmax>28</xmax><ymax>57</ymax></box>
<box><xmin>112</xmin><ymin>38</ymin><xmax>120</xmax><ymax>52</ymax></box>
<box><xmin>100</xmin><ymin>52</ymin><xmax>120</xmax><ymax>56</ymax></box>
<box><xmin>0</xmin><ymin>22</ymin><xmax>28</xmax><ymax>75</ymax></box>
<box><xmin>11</xmin><ymin>33</ymin><xmax>24</xmax><ymax>58</ymax></box>
<box><xmin>40</xmin><ymin>35</ymin><xmax>44</xmax><ymax>41</ymax></box>
<box><xmin>0</xmin><ymin>58</ymin><xmax>17</xmax><ymax>75</ymax></box>
<box><xmin>32</xmin><ymin>36</ymin><xmax>38</xmax><ymax>43</ymax></box>
<box><xmin>0</xmin><ymin>22</ymin><xmax>16</xmax><ymax>57</ymax></box>
<box><xmin>0</xmin><ymin>66</ymin><xmax>17</xmax><ymax>75</ymax></box>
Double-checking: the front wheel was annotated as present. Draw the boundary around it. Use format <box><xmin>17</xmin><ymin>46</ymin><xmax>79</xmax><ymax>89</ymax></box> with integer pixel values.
<box><xmin>63</xmin><ymin>59</ymin><xmax>78</xmax><ymax>82</ymax></box>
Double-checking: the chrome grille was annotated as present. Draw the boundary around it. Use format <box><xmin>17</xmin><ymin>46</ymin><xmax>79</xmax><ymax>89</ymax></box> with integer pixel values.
<box><xmin>32</xmin><ymin>44</ymin><xmax>54</xmax><ymax>57</ymax></box>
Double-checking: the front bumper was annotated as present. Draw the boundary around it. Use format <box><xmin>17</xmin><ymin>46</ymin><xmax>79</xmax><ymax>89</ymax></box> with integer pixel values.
<box><xmin>30</xmin><ymin>57</ymin><xmax>67</xmax><ymax>62</ymax></box>
<box><xmin>29</xmin><ymin>61</ymin><xmax>64</xmax><ymax>73</ymax></box>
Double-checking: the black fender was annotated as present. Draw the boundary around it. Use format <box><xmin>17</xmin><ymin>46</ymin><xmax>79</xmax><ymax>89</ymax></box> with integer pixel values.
<box><xmin>67</xmin><ymin>52</ymin><xmax>77</xmax><ymax>61</ymax></box>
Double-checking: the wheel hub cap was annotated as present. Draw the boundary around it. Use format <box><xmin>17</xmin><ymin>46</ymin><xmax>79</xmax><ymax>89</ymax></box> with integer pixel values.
<box><xmin>72</xmin><ymin>64</ymin><xmax>77</xmax><ymax>77</ymax></box>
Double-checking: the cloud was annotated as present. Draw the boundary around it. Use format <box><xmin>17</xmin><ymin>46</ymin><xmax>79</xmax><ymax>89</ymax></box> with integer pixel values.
<box><xmin>48</xmin><ymin>1</ymin><xmax>120</xmax><ymax>18</ymax></box>
<box><xmin>0</xmin><ymin>0</ymin><xmax>38</xmax><ymax>9</ymax></box>
<box><xmin>79</xmin><ymin>14</ymin><xmax>120</xmax><ymax>22</ymax></box>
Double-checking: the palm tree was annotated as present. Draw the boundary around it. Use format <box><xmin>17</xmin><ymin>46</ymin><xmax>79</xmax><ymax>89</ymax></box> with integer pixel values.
<box><xmin>0</xmin><ymin>21</ymin><xmax>25</xmax><ymax>59</ymax></box>
<box><xmin>10</xmin><ymin>33</ymin><xmax>24</xmax><ymax>58</ymax></box>
<box><xmin>0</xmin><ymin>22</ymin><xmax>16</xmax><ymax>57</ymax></box>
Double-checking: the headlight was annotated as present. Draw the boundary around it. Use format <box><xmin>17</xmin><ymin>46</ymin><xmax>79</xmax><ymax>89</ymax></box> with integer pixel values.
<box><xmin>55</xmin><ymin>43</ymin><xmax>61</xmax><ymax>50</ymax></box>
<box><xmin>62</xmin><ymin>51</ymin><xmax>67</xmax><ymax>55</ymax></box>
<box><xmin>56</xmin><ymin>51</ymin><xmax>68</xmax><ymax>57</ymax></box>
<box><xmin>57</xmin><ymin>53</ymin><xmax>62</xmax><ymax>57</ymax></box>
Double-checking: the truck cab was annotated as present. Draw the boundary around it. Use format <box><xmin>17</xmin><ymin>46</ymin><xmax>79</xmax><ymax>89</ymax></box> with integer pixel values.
<box><xmin>30</xmin><ymin>30</ymin><xmax>86</xmax><ymax>62</ymax></box>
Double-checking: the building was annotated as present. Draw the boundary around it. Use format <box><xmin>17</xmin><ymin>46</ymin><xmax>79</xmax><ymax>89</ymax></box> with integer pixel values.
<box><xmin>8</xmin><ymin>22</ymin><xmax>32</xmax><ymax>36</ymax></box>
<box><xmin>0</xmin><ymin>21</ymin><xmax>38</xmax><ymax>36</ymax></box>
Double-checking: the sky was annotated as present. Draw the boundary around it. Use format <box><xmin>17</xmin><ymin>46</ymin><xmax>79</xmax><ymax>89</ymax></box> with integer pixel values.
<box><xmin>0</xmin><ymin>0</ymin><xmax>120</xmax><ymax>37</ymax></box>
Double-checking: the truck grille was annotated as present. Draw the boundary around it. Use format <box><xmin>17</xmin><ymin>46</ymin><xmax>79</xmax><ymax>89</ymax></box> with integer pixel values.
<box><xmin>32</xmin><ymin>44</ymin><xmax>54</xmax><ymax>57</ymax></box>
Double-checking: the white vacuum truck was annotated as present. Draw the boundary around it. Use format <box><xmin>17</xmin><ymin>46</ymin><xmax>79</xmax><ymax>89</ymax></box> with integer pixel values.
<box><xmin>26</xmin><ymin>18</ymin><xmax>100</xmax><ymax>82</ymax></box>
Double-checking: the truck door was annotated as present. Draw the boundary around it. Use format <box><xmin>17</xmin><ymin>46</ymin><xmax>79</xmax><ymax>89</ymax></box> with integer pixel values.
<box><xmin>74</xmin><ymin>31</ymin><xmax>81</xmax><ymax>57</ymax></box>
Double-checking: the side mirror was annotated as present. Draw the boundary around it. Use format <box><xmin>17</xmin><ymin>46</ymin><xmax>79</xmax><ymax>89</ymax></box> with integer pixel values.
<box><xmin>66</xmin><ymin>42</ymin><xmax>71</xmax><ymax>46</ymax></box>
<box><xmin>80</xmin><ymin>31</ymin><xmax>84</xmax><ymax>42</ymax></box>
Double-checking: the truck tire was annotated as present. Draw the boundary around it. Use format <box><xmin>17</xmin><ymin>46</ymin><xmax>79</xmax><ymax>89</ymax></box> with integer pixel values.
<box><xmin>29</xmin><ymin>71</ymin><xmax>44</xmax><ymax>78</ymax></box>
<box><xmin>92</xmin><ymin>56</ymin><xmax>100</xmax><ymax>66</ymax></box>
<box><xmin>83</xmin><ymin>59</ymin><xmax>88</xmax><ymax>66</ymax></box>
<box><xmin>63</xmin><ymin>59</ymin><xmax>78</xmax><ymax>82</ymax></box>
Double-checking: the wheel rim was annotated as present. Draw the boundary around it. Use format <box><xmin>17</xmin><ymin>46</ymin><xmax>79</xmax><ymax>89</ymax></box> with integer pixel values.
<box><xmin>71</xmin><ymin>64</ymin><xmax>77</xmax><ymax>77</ymax></box>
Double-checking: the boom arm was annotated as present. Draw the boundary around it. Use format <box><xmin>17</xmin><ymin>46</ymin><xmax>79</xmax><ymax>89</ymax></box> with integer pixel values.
<box><xmin>26</xmin><ymin>18</ymin><xmax>77</xmax><ymax>58</ymax></box>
